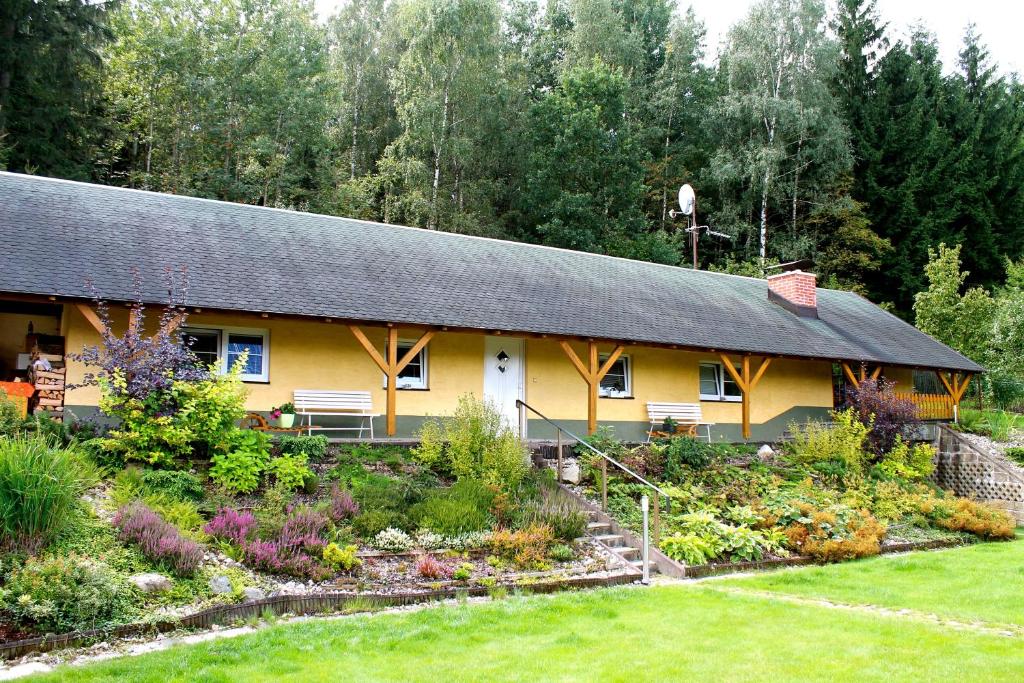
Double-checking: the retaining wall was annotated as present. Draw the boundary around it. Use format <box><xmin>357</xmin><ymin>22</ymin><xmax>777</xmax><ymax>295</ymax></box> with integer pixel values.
<box><xmin>933</xmin><ymin>426</ymin><xmax>1024</xmax><ymax>524</ymax></box>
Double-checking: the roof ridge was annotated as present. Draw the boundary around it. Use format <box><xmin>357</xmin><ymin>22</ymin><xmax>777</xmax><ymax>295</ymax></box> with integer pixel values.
<box><xmin>0</xmin><ymin>171</ymin><xmax>777</xmax><ymax>288</ymax></box>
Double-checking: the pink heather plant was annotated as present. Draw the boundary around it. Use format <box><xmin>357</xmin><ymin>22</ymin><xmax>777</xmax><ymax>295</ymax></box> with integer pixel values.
<box><xmin>204</xmin><ymin>508</ymin><xmax>257</xmax><ymax>546</ymax></box>
<box><xmin>328</xmin><ymin>485</ymin><xmax>360</xmax><ymax>522</ymax></box>
<box><xmin>416</xmin><ymin>554</ymin><xmax>451</xmax><ymax>580</ymax></box>
<box><xmin>278</xmin><ymin>506</ymin><xmax>329</xmax><ymax>555</ymax></box>
<box><xmin>113</xmin><ymin>502</ymin><xmax>203</xmax><ymax>576</ymax></box>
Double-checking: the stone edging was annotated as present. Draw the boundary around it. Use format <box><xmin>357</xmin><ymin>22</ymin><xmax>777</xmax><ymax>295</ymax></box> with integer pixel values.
<box><xmin>0</xmin><ymin>572</ymin><xmax>635</xmax><ymax>661</ymax></box>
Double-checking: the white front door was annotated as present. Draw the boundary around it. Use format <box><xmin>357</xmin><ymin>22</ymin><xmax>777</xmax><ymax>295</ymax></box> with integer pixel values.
<box><xmin>483</xmin><ymin>336</ymin><xmax>525</xmax><ymax>436</ymax></box>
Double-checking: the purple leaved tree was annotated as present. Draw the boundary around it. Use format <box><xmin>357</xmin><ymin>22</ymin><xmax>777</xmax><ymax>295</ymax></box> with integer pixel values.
<box><xmin>70</xmin><ymin>267</ymin><xmax>208</xmax><ymax>415</ymax></box>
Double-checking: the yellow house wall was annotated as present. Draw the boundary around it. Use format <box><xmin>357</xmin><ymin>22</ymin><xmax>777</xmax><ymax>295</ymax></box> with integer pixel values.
<box><xmin>64</xmin><ymin>307</ymin><xmax>484</xmax><ymax>418</ymax></box>
<box><xmin>524</xmin><ymin>340</ymin><xmax>834</xmax><ymax>427</ymax></box>
<box><xmin>63</xmin><ymin>304</ymin><xmax>833</xmax><ymax>440</ymax></box>
<box><xmin>884</xmin><ymin>367</ymin><xmax>915</xmax><ymax>392</ymax></box>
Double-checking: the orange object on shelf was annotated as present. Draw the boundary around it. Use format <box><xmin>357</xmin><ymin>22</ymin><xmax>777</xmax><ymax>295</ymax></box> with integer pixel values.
<box><xmin>0</xmin><ymin>381</ymin><xmax>34</xmax><ymax>417</ymax></box>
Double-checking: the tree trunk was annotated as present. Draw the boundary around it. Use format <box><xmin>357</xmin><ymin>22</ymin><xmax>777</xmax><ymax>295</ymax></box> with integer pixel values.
<box><xmin>430</xmin><ymin>84</ymin><xmax>451</xmax><ymax>231</ymax></box>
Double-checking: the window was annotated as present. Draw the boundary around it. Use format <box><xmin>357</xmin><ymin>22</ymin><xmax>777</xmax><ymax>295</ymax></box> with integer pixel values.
<box><xmin>182</xmin><ymin>326</ymin><xmax>270</xmax><ymax>382</ymax></box>
<box><xmin>383</xmin><ymin>340</ymin><xmax>428</xmax><ymax>390</ymax></box>
<box><xmin>699</xmin><ymin>362</ymin><xmax>742</xmax><ymax>402</ymax></box>
<box><xmin>599</xmin><ymin>354</ymin><xmax>631</xmax><ymax>398</ymax></box>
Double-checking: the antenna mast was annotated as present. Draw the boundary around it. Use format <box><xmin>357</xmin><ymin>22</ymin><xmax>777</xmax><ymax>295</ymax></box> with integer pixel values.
<box><xmin>669</xmin><ymin>183</ymin><xmax>731</xmax><ymax>269</ymax></box>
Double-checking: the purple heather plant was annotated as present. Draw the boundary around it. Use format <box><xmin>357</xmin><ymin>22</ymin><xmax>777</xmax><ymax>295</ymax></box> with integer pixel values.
<box><xmin>113</xmin><ymin>502</ymin><xmax>203</xmax><ymax>576</ymax></box>
<box><xmin>278</xmin><ymin>506</ymin><xmax>329</xmax><ymax>555</ymax></box>
<box><xmin>328</xmin><ymin>485</ymin><xmax>360</xmax><ymax>522</ymax></box>
<box><xmin>204</xmin><ymin>508</ymin><xmax>257</xmax><ymax>546</ymax></box>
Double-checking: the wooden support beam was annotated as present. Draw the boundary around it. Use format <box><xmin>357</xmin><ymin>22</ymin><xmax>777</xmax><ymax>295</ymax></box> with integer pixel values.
<box><xmin>935</xmin><ymin>370</ymin><xmax>955</xmax><ymax>399</ymax></box>
<box><xmin>559</xmin><ymin>341</ymin><xmax>624</xmax><ymax>435</ymax></box>
<box><xmin>841</xmin><ymin>362</ymin><xmax>860</xmax><ymax>388</ymax></box>
<box><xmin>860</xmin><ymin>364</ymin><xmax>867</xmax><ymax>382</ymax></box>
<box><xmin>719</xmin><ymin>354</ymin><xmax>770</xmax><ymax>440</ymax></box>
<box><xmin>74</xmin><ymin>303</ymin><xmax>105</xmax><ymax>336</ymax></box>
<box><xmin>954</xmin><ymin>373</ymin><xmax>973</xmax><ymax>403</ymax></box>
<box><xmin>348</xmin><ymin>325</ymin><xmax>435</xmax><ymax>436</ymax></box>
<box><xmin>870</xmin><ymin>366</ymin><xmax>883</xmax><ymax>380</ymax></box>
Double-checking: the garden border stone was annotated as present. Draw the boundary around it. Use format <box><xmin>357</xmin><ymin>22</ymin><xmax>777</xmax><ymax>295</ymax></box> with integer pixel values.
<box><xmin>0</xmin><ymin>572</ymin><xmax>635</xmax><ymax>661</ymax></box>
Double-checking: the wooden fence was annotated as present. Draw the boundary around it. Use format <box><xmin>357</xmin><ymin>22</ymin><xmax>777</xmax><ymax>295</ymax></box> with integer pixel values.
<box><xmin>895</xmin><ymin>392</ymin><xmax>954</xmax><ymax>421</ymax></box>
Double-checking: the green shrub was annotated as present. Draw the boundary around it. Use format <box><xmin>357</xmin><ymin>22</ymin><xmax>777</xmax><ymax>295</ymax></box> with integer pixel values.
<box><xmin>548</xmin><ymin>543</ymin><xmax>576</xmax><ymax>562</ymax></box>
<box><xmin>254</xmin><ymin>481</ymin><xmax>295</xmax><ymax>537</ymax></box>
<box><xmin>140</xmin><ymin>469</ymin><xmax>205</xmax><ymax>502</ymax></box>
<box><xmin>1005</xmin><ymin>447</ymin><xmax>1024</xmax><ymax>465</ymax></box>
<box><xmin>414</xmin><ymin>395</ymin><xmax>528</xmax><ymax>491</ymax></box>
<box><xmin>411</xmin><ymin>480</ymin><xmax>495</xmax><ymax>535</ymax></box>
<box><xmin>209</xmin><ymin>431</ymin><xmax>271</xmax><ymax>494</ymax></box>
<box><xmin>277</xmin><ymin>435</ymin><xmax>329</xmax><ymax>461</ymax></box>
<box><xmin>516</xmin><ymin>488</ymin><xmax>587</xmax><ymax>542</ymax></box>
<box><xmin>875</xmin><ymin>438</ymin><xmax>936</xmax><ymax>480</ymax></box>
<box><xmin>0</xmin><ymin>554</ymin><xmax>138</xmax><ymax>633</ymax></box>
<box><xmin>663</xmin><ymin>436</ymin><xmax>714</xmax><ymax>478</ymax></box>
<box><xmin>786</xmin><ymin>409</ymin><xmax>870</xmax><ymax>476</ymax></box>
<box><xmin>0</xmin><ymin>390</ymin><xmax>22</xmax><ymax>437</ymax></box>
<box><xmin>660</xmin><ymin>533</ymin><xmax>716</xmax><ymax>565</ymax></box>
<box><xmin>322</xmin><ymin>543</ymin><xmax>361</xmax><ymax>571</ymax></box>
<box><xmin>79</xmin><ymin>437</ymin><xmax>125</xmax><ymax>472</ymax></box>
<box><xmin>352</xmin><ymin>510</ymin><xmax>407</xmax><ymax>538</ymax></box>
<box><xmin>266</xmin><ymin>454</ymin><xmax>313</xmax><ymax>491</ymax></box>
<box><xmin>0</xmin><ymin>436</ymin><xmax>97</xmax><ymax>553</ymax></box>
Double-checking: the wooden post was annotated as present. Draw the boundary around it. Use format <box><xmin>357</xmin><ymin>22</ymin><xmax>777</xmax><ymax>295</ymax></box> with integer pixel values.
<box><xmin>349</xmin><ymin>325</ymin><xmax>435</xmax><ymax>437</ymax></box>
<box><xmin>841</xmin><ymin>362</ymin><xmax>860</xmax><ymax>388</ymax></box>
<box><xmin>720</xmin><ymin>353</ymin><xmax>771</xmax><ymax>441</ymax></box>
<box><xmin>559</xmin><ymin>340</ymin><xmax>624</xmax><ymax>435</ymax></box>
<box><xmin>935</xmin><ymin>371</ymin><xmax>973</xmax><ymax>423</ymax></box>
<box><xmin>556</xmin><ymin>430</ymin><xmax>563</xmax><ymax>484</ymax></box>
<box><xmin>600</xmin><ymin>457</ymin><xmax>607</xmax><ymax>511</ymax></box>
<box><xmin>652</xmin><ymin>493</ymin><xmax>660</xmax><ymax>545</ymax></box>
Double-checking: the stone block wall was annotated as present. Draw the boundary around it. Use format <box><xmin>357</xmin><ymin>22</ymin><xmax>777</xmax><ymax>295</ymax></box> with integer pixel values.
<box><xmin>933</xmin><ymin>426</ymin><xmax>1024</xmax><ymax>524</ymax></box>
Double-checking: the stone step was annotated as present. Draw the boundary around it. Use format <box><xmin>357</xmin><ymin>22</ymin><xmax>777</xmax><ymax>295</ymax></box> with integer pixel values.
<box><xmin>586</xmin><ymin>521</ymin><xmax>611</xmax><ymax>532</ymax></box>
<box><xmin>613</xmin><ymin>546</ymin><xmax>639</xmax><ymax>558</ymax></box>
<box><xmin>593</xmin><ymin>533</ymin><xmax>625</xmax><ymax>547</ymax></box>
<box><xmin>629</xmin><ymin>558</ymin><xmax>657</xmax><ymax>570</ymax></box>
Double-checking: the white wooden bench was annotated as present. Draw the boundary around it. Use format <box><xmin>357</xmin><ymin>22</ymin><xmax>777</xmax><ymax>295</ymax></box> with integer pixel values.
<box><xmin>294</xmin><ymin>390</ymin><xmax>379</xmax><ymax>439</ymax></box>
<box><xmin>646</xmin><ymin>402</ymin><xmax>714</xmax><ymax>443</ymax></box>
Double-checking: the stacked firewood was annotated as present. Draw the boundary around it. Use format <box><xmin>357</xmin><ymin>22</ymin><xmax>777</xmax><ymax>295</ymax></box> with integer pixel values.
<box><xmin>29</xmin><ymin>366</ymin><xmax>66</xmax><ymax>423</ymax></box>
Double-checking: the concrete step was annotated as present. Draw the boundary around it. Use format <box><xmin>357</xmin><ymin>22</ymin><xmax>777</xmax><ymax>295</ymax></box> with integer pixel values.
<box><xmin>586</xmin><ymin>521</ymin><xmax>611</xmax><ymax>532</ymax></box>
<box><xmin>613</xmin><ymin>546</ymin><xmax>639</xmax><ymax>558</ymax></box>
<box><xmin>593</xmin><ymin>533</ymin><xmax>625</xmax><ymax>547</ymax></box>
<box><xmin>629</xmin><ymin>558</ymin><xmax>657</xmax><ymax>570</ymax></box>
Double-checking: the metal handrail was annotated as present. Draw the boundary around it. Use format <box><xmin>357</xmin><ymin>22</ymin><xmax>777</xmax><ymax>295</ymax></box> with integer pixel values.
<box><xmin>517</xmin><ymin>400</ymin><xmax>669</xmax><ymax>497</ymax></box>
<box><xmin>516</xmin><ymin>399</ymin><xmax>669</xmax><ymax>548</ymax></box>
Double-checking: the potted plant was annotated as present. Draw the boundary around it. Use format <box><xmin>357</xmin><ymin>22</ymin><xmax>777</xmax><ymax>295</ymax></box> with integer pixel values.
<box><xmin>270</xmin><ymin>402</ymin><xmax>296</xmax><ymax>428</ymax></box>
<box><xmin>662</xmin><ymin>416</ymin><xmax>678</xmax><ymax>435</ymax></box>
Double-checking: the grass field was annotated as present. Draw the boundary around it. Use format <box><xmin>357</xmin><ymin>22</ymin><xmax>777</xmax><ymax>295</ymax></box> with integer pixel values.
<box><xmin>28</xmin><ymin>539</ymin><xmax>1024</xmax><ymax>682</ymax></box>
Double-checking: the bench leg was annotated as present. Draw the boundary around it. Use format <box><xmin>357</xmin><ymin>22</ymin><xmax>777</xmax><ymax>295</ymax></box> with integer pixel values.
<box><xmin>369</xmin><ymin>416</ymin><xmax>374</xmax><ymax>440</ymax></box>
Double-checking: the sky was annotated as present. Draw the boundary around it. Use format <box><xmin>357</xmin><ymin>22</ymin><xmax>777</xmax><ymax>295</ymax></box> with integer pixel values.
<box><xmin>312</xmin><ymin>0</ymin><xmax>1023</xmax><ymax>76</ymax></box>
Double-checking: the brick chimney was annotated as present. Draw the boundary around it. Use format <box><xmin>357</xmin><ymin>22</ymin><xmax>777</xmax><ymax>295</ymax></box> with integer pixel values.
<box><xmin>767</xmin><ymin>270</ymin><xmax>818</xmax><ymax>318</ymax></box>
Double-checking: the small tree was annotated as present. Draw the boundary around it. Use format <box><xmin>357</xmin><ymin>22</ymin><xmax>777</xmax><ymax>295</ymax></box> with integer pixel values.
<box><xmin>845</xmin><ymin>378</ymin><xmax>919</xmax><ymax>456</ymax></box>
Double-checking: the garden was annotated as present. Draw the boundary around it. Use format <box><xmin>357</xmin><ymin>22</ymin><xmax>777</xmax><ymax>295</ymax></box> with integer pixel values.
<box><xmin>571</xmin><ymin>379</ymin><xmax>1017</xmax><ymax>570</ymax></box>
<box><xmin>0</xmin><ymin>301</ymin><xmax>616</xmax><ymax>648</ymax></box>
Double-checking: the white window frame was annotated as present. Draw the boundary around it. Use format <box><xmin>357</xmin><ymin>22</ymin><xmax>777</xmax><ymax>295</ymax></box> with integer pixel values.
<box><xmin>598</xmin><ymin>354</ymin><xmax>632</xmax><ymax>398</ymax></box>
<box><xmin>699</xmin><ymin>362</ymin><xmax>742</xmax><ymax>402</ymax></box>
<box><xmin>183</xmin><ymin>325</ymin><xmax>270</xmax><ymax>383</ymax></box>
<box><xmin>382</xmin><ymin>338</ymin><xmax>429</xmax><ymax>390</ymax></box>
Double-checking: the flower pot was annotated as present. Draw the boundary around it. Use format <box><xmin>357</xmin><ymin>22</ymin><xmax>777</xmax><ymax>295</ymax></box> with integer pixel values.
<box><xmin>279</xmin><ymin>413</ymin><xmax>296</xmax><ymax>429</ymax></box>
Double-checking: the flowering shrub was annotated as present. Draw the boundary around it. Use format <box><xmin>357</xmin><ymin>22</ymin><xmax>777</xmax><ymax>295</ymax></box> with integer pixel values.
<box><xmin>416</xmin><ymin>554</ymin><xmax>451</xmax><ymax>579</ymax></box>
<box><xmin>278</xmin><ymin>506</ymin><xmax>329</xmax><ymax>555</ymax></box>
<box><xmin>328</xmin><ymin>485</ymin><xmax>360</xmax><ymax>522</ymax></box>
<box><xmin>0</xmin><ymin>554</ymin><xmax>137</xmax><ymax>633</ymax></box>
<box><xmin>372</xmin><ymin>527</ymin><xmax>414</xmax><ymax>552</ymax></box>
<box><xmin>204</xmin><ymin>508</ymin><xmax>257</xmax><ymax>546</ymax></box>
<box><xmin>113</xmin><ymin>502</ymin><xmax>204</xmax><ymax>576</ymax></box>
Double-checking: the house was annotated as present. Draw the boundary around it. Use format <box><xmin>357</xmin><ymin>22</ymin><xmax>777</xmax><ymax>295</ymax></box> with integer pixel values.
<box><xmin>0</xmin><ymin>172</ymin><xmax>981</xmax><ymax>442</ymax></box>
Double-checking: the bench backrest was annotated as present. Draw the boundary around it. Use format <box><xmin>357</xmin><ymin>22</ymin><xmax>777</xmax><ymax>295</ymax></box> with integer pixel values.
<box><xmin>647</xmin><ymin>402</ymin><xmax>703</xmax><ymax>423</ymax></box>
<box><xmin>294</xmin><ymin>390</ymin><xmax>373</xmax><ymax>413</ymax></box>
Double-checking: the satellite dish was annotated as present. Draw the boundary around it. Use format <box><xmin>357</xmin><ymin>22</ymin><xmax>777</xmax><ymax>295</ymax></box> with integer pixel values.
<box><xmin>677</xmin><ymin>184</ymin><xmax>695</xmax><ymax>216</ymax></box>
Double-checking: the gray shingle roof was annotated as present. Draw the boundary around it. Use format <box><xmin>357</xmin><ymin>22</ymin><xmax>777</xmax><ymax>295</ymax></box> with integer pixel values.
<box><xmin>0</xmin><ymin>172</ymin><xmax>981</xmax><ymax>372</ymax></box>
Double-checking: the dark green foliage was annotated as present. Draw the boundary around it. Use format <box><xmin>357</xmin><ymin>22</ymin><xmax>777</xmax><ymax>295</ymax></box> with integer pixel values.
<box><xmin>662</xmin><ymin>436</ymin><xmax>715</xmax><ymax>478</ymax></box>
<box><xmin>409</xmin><ymin>479</ymin><xmax>495</xmax><ymax>535</ymax></box>
<box><xmin>351</xmin><ymin>510</ymin><xmax>408</xmax><ymax>538</ymax></box>
<box><xmin>277</xmin><ymin>435</ymin><xmax>329</xmax><ymax>461</ymax></box>
<box><xmin>139</xmin><ymin>469</ymin><xmax>205</xmax><ymax>502</ymax></box>
<box><xmin>1005</xmin><ymin>447</ymin><xmax>1024</xmax><ymax>466</ymax></box>
<box><xmin>516</xmin><ymin>489</ymin><xmax>587</xmax><ymax>543</ymax></box>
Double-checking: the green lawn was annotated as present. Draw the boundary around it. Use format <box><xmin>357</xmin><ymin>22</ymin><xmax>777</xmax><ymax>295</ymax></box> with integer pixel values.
<box><xmin>29</xmin><ymin>541</ymin><xmax>1024</xmax><ymax>683</ymax></box>
<box><xmin>717</xmin><ymin>538</ymin><xmax>1024</xmax><ymax>627</ymax></box>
